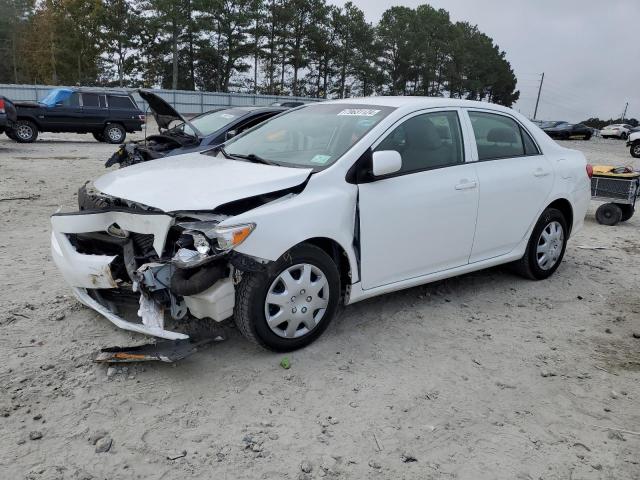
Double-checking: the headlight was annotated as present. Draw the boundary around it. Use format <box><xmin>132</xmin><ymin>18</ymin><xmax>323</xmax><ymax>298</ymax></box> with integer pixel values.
<box><xmin>214</xmin><ymin>223</ymin><xmax>256</xmax><ymax>251</ymax></box>
<box><xmin>175</xmin><ymin>220</ymin><xmax>255</xmax><ymax>253</ymax></box>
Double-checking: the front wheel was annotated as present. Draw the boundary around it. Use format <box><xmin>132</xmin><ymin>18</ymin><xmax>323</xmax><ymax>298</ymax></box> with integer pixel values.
<box><xmin>584</xmin><ymin>133</ymin><xmax>592</xmax><ymax>140</ymax></box>
<box><xmin>103</xmin><ymin>124</ymin><xmax>126</xmax><ymax>144</ymax></box>
<box><xmin>630</xmin><ymin>142</ymin><xmax>640</xmax><ymax>158</ymax></box>
<box><xmin>514</xmin><ymin>208</ymin><xmax>568</xmax><ymax>280</ymax></box>
<box><xmin>234</xmin><ymin>244</ymin><xmax>340</xmax><ymax>351</ymax></box>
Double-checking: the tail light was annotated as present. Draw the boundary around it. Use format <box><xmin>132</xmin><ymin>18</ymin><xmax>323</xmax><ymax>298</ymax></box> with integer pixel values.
<box><xmin>0</xmin><ymin>98</ymin><xmax>5</xmax><ymax>114</ymax></box>
<box><xmin>586</xmin><ymin>164</ymin><xmax>593</xmax><ymax>178</ymax></box>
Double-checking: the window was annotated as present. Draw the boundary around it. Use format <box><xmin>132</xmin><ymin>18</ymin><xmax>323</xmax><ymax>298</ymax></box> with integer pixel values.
<box><xmin>99</xmin><ymin>95</ymin><xmax>107</xmax><ymax>108</ymax></box>
<box><xmin>62</xmin><ymin>93</ymin><xmax>80</xmax><ymax>107</ymax></box>
<box><xmin>108</xmin><ymin>95</ymin><xmax>135</xmax><ymax>109</ymax></box>
<box><xmin>82</xmin><ymin>93</ymin><xmax>100</xmax><ymax>108</ymax></box>
<box><xmin>521</xmin><ymin>127</ymin><xmax>540</xmax><ymax>155</ymax></box>
<box><xmin>469</xmin><ymin>111</ymin><xmax>539</xmax><ymax>160</ymax></box>
<box><xmin>224</xmin><ymin>103</ymin><xmax>394</xmax><ymax>168</ymax></box>
<box><xmin>374</xmin><ymin>111</ymin><xmax>464</xmax><ymax>174</ymax></box>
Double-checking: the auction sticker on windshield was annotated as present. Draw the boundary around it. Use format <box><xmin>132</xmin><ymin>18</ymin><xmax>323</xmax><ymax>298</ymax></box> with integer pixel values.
<box><xmin>310</xmin><ymin>154</ymin><xmax>332</xmax><ymax>164</ymax></box>
<box><xmin>337</xmin><ymin>109</ymin><xmax>381</xmax><ymax>116</ymax></box>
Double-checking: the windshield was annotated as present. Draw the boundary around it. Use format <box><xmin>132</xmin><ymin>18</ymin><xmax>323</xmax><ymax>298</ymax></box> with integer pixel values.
<box><xmin>224</xmin><ymin>103</ymin><xmax>395</xmax><ymax>168</ymax></box>
<box><xmin>39</xmin><ymin>88</ymin><xmax>73</xmax><ymax>107</ymax></box>
<box><xmin>172</xmin><ymin>108</ymin><xmax>245</xmax><ymax>136</ymax></box>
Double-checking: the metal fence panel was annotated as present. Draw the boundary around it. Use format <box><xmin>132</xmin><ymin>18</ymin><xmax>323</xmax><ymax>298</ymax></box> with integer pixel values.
<box><xmin>0</xmin><ymin>84</ymin><xmax>320</xmax><ymax>114</ymax></box>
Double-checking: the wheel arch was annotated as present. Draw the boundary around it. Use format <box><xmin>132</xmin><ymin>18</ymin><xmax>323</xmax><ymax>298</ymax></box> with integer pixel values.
<box><xmin>16</xmin><ymin>115</ymin><xmax>41</xmax><ymax>129</ymax></box>
<box><xmin>296</xmin><ymin>237</ymin><xmax>353</xmax><ymax>301</ymax></box>
<box><xmin>546</xmin><ymin>198</ymin><xmax>574</xmax><ymax>235</ymax></box>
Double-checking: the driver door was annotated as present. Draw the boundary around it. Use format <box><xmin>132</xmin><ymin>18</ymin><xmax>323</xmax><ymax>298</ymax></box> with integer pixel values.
<box><xmin>358</xmin><ymin>110</ymin><xmax>479</xmax><ymax>289</ymax></box>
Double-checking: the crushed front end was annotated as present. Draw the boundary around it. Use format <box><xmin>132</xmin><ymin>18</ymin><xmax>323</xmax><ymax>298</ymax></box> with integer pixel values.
<box><xmin>50</xmin><ymin>189</ymin><xmax>255</xmax><ymax>340</ymax></box>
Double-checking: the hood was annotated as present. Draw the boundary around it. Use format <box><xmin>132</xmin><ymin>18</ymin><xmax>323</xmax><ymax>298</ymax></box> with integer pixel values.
<box><xmin>94</xmin><ymin>152</ymin><xmax>312</xmax><ymax>212</ymax></box>
<box><xmin>138</xmin><ymin>89</ymin><xmax>200</xmax><ymax>135</ymax></box>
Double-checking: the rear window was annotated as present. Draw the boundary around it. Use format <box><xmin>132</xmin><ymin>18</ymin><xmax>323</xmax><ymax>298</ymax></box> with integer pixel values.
<box><xmin>109</xmin><ymin>96</ymin><xmax>136</xmax><ymax>110</ymax></box>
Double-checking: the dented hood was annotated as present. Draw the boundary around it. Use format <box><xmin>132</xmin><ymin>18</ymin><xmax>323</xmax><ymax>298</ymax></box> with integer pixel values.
<box><xmin>94</xmin><ymin>152</ymin><xmax>312</xmax><ymax>212</ymax></box>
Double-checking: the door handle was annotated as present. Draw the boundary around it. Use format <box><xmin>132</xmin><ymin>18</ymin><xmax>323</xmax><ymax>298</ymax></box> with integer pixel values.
<box><xmin>533</xmin><ymin>168</ymin><xmax>550</xmax><ymax>177</ymax></box>
<box><xmin>455</xmin><ymin>180</ymin><xmax>477</xmax><ymax>190</ymax></box>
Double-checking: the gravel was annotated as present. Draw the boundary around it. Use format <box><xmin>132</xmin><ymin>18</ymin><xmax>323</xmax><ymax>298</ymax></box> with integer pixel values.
<box><xmin>1</xmin><ymin>132</ymin><xmax>639</xmax><ymax>478</ymax></box>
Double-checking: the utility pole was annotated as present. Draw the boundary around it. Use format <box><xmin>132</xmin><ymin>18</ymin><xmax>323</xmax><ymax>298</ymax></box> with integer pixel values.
<box><xmin>621</xmin><ymin>102</ymin><xmax>628</xmax><ymax>122</ymax></box>
<box><xmin>533</xmin><ymin>72</ymin><xmax>544</xmax><ymax>120</ymax></box>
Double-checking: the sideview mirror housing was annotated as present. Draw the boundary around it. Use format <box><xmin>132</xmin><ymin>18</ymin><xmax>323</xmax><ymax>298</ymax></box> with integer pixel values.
<box><xmin>371</xmin><ymin>150</ymin><xmax>402</xmax><ymax>177</ymax></box>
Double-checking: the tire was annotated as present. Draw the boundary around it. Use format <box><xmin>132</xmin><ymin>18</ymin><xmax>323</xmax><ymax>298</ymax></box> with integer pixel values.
<box><xmin>92</xmin><ymin>132</ymin><xmax>105</xmax><ymax>142</ymax></box>
<box><xmin>630</xmin><ymin>142</ymin><xmax>640</xmax><ymax>158</ymax></box>
<box><xmin>234</xmin><ymin>243</ymin><xmax>340</xmax><ymax>351</ymax></box>
<box><xmin>621</xmin><ymin>132</ymin><xmax>628</xmax><ymax>140</ymax></box>
<box><xmin>617</xmin><ymin>204</ymin><xmax>634</xmax><ymax>222</ymax></box>
<box><xmin>595</xmin><ymin>203</ymin><xmax>622</xmax><ymax>226</ymax></box>
<box><xmin>13</xmin><ymin>120</ymin><xmax>38</xmax><ymax>143</ymax></box>
<box><xmin>514</xmin><ymin>208</ymin><xmax>568</xmax><ymax>280</ymax></box>
<box><xmin>584</xmin><ymin>133</ymin><xmax>591</xmax><ymax>140</ymax></box>
<box><xmin>103</xmin><ymin>124</ymin><xmax>126</xmax><ymax>144</ymax></box>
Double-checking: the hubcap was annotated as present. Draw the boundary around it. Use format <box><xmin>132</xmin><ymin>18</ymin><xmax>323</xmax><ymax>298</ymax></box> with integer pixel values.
<box><xmin>264</xmin><ymin>263</ymin><xmax>329</xmax><ymax>339</ymax></box>
<box><xmin>16</xmin><ymin>125</ymin><xmax>32</xmax><ymax>140</ymax></box>
<box><xmin>107</xmin><ymin>127</ymin><xmax>122</xmax><ymax>142</ymax></box>
<box><xmin>536</xmin><ymin>221</ymin><xmax>564</xmax><ymax>270</ymax></box>
<box><xmin>634</xmin><ymin>145</ymin><xmax>640</xmax><ymax>156</ymax></box>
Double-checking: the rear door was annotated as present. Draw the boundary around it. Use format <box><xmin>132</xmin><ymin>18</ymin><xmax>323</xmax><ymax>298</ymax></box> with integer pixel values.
<box><xmin>81</xmin><ymin>93</ymin><xmax>108</xmax><ymax>129</ymax></box>
<box><xmin>358</xmin><ymin>109</ymin><xmax>479</xmax><ymax>289</ymax></box>
<box><xmin>465</xmin><ymin>110</ymin><xmax>554</xmax><ymax>262</ymax></box>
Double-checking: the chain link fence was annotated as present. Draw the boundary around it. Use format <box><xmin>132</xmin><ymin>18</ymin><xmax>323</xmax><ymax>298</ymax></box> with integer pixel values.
<box><xmin>0</xmin><ymin>84</ymin><xmax>321</xmax><ymax>114</ymax></box>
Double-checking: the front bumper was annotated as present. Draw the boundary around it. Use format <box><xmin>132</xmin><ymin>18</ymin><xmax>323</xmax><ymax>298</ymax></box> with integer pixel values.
<box><xmin>51</xmin><ymin>209</ymin><xmax>234</xmax><ymax>340</ymax></box>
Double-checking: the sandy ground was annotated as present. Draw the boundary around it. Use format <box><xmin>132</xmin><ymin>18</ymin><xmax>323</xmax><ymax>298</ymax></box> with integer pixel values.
<box><xmin>0</xmin><ymin>128</ymin><xmax>639</xmax><ymax>480</ymax></box>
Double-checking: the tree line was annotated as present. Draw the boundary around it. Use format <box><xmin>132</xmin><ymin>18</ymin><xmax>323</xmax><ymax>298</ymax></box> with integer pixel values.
<box><xmin>580</xmin><ymin>117</ymin><xmax>638</xmax><ymax>129</ymax></box>
<box><xmin>0</xmin><ymin>0</ymin><xmax>520</xmax><ymax>106</ymax></box>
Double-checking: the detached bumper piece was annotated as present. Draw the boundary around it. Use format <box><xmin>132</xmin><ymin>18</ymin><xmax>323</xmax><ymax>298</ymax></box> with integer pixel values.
<box><xmin>93</xmin><ymin>336</ymin><xmax>224</xmax><ymax>364</ymax></box>
<box><xmin>73</xmin><ymin>287</ymin><xmax>189</xmax><ymax>340</ymax></box>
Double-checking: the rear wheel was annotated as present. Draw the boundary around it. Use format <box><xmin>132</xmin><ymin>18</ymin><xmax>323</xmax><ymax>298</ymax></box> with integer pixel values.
<box><xmin>103</xmin><ymin>124</ymin><xmax>126</xmax><ymax>144</ymax></box>
<box><xmin>584</xmin><ymin>133</ymin><xmax>592</xmax><ymax>140</ymax></box>
<box><xmin>595</xmin><ymin>203</ymin><xmax>622</xmax><ymax>226</ymax></box>
<box><xmin>13</xmin><ymin>120</ymin><xmax>38</xmax><ymax>143</ymax></box>
<box><xmin>514</xmin><ymin>208</ymin><xmax>568</xmax><ymax>280</ymax></box>
<box><xmin>234</xmin><ymin>244</ymin><xmax>340</xmax><ymax>351</ymax></box>
<box><xmin>630</xmin><ymin>142</ymin><xmax>640</xmax><ymax>158</ymax></box>
<box><xmin>92</xmin><ymin>132</ymin><xmax>105</xmax><ymax>142</ymax></box>
<box><xmin>617</xmin><ymin>204</ymin><xmax>634</xmax><ymax>222</ymax></box>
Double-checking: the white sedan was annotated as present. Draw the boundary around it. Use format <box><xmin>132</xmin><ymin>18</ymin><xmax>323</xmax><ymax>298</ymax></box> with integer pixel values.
<box><xmin>51</xmin><ymin>97</ymin><xmax>591</xmax><ymax>351</ymax></box>
<box><xmin>600</xmin><ymin>123</ymin><xmax>632</xmax><ymax>139</ymax></box>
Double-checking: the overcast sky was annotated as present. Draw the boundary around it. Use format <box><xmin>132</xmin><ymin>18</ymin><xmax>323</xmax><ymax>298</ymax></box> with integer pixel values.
<box><xmin>328</xmin><ymin>0</ymin><xmax>639</xmax><ymax>122</ymax></box>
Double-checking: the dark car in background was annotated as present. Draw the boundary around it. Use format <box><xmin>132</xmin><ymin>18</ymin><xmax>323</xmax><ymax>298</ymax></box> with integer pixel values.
<box><xmin>541</xmin><ymin>121</ymin><xmax>592</xmax><ymax>140</ymax></box>
<box><xmin>106</xmin><ymin>90</ymin><xmax>286</xmax><ymax>168</ymax></box>
<box><xmin>0</xmin><ymin>96</ymin><xmax>17</xmax><ymax>134</ymax></box>
<box><xmin>7</xmin><ymin>88</ymin><xmax>144</xmax><ymax>143</ymax></box>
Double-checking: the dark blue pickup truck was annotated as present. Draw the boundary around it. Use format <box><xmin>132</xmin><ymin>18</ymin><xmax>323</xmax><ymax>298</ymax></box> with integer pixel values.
<box><xmin>7</xmin><ymin>87</ymin><xmax>145</xmax><ymax>143</ymax></box>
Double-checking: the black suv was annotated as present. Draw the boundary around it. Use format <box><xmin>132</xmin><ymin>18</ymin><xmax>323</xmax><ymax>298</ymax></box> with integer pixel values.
<box><xmin>8</xmin><ymin>88</ymin><xmax>145</xmax><ymax>143</ymax></box>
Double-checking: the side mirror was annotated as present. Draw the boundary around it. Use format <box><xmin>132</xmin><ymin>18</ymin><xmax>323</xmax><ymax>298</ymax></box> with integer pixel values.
<box><xmin>371</xmin><ymin>150</ymin><xmax>402</xmax><ymax>177</ymax></box>
<box><xmin>225</xmin><ymin>129</ymin><xmax>238</xmax><ymax>140</ymax></box>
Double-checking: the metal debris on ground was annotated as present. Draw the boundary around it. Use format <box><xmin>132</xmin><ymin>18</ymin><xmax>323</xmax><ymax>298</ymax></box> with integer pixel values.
<box><xmin>93</xmin><ymin>335</ymin><xmax>225</xmax><ymax>364</ymax></box>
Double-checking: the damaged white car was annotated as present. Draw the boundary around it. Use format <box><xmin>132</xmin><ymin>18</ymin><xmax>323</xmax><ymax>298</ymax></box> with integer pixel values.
<box><xmin>52</xmin><ymin>97</ymin><xmax>591</xmax><ymax>351</ymax></box>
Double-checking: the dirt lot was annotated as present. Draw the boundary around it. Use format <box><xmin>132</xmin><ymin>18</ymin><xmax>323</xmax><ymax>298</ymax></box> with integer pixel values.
<box><xmin>1</xmin><ymin>130</ymin><xmax>639</xmax><ymax>480</ymax></box>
